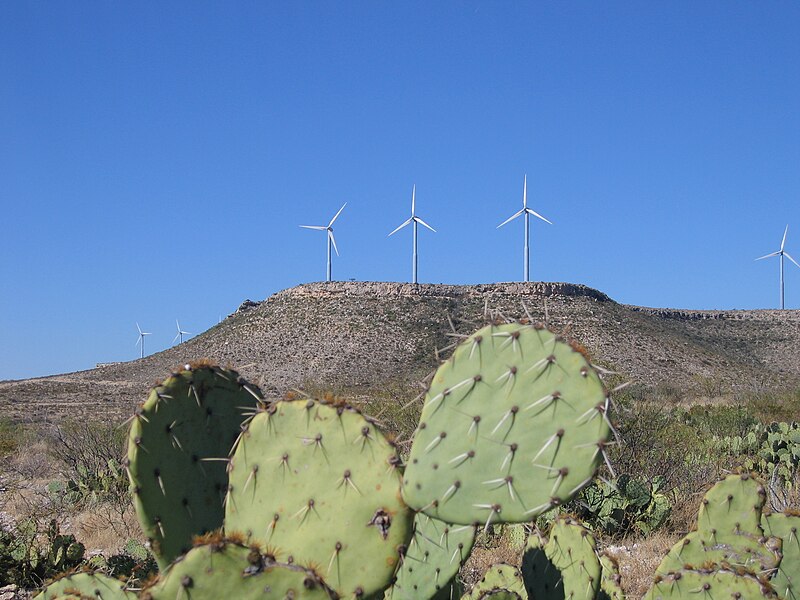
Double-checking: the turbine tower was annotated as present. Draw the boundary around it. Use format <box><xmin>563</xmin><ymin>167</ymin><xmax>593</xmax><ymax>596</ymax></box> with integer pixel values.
<box><xmin>756</xmin><ymin>225</ymin><xmax>800</xmax><ymax>309</ymax></box>
<box><xmin>388</xmin><ymin>185</ymin><xmax>436</xmax><ymax>284</ymax></box>
<box><xmin>497</xmin><ymin>175</ymin><xmax>552</xmax><ymax>282</ymax></box>
<box><xmin>135</xmin><ymin>323</ymin><xmax>152</xmax><ymax>359</ymax></box>
<box><xmin>173</xmin><ymin>320</ymin><xmax>191</xmax><ymax>345</ymax></box>
<box><xmin>300</xmin><ymin>203</ymin><xmax>346</xmax><ymax>282</ymax></box>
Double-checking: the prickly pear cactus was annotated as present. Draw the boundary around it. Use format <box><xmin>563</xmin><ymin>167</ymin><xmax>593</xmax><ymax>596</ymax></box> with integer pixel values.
<box><xmin>403</xmin><ymin>323</ymin><xmax>610</xmax><ymax>525</ymax></box>
<box><xmin>655</xmin><ymin>473</ymin><xmax>781</xmax><ymax>576</ymax></box>
<box><xmin>762</xmin><ymin>511</ymin><xmax>800</xmax><ymax>599</ymax></box>
<box><xmin>643</xmin><ymin>566</ymin><xmax>777</xmax><ymax>599</ymax></box>
<box><xmin>386</xmin><ymin>514</ymin><xmax>476</xmax><ymax>600</ymax></box>
<box><xmin>463</xmin><ymin>563</ymin><xmax>528</xmax><ymax>599</ymax></box>
<box><xmin>520</xmin><ymin>516</ymin><xmax>601</xmax><ymax>600</ymax></box>
<box><xmin>598</xmin><ymin>552</ymin><xmax>625</xmax><ymax>600</ymax></box>
<box><xmin>225</xmin><ymin>399</ymin><xmax>413</xmax><ymax>599</ymax></box>
<box><xmin>140</xmin><ymin>537</ymin><xmax>335</xmax><ymax>600</ymax></box>
<box><xmin>656</xmin><ymin>529</ymin><xmax>781</xmax><ymax>575</ymax></box>
<box><xmin>34</xmin><ymin>571</ymin><xmax>137</xmax><ymax>599</ymax></box>
<box><xmin>697</xmin><ymin>473</ymin><xmax>766</xmax><ymax>536</ymax></box>
<box><xmin>126</xmin><ymin>363</ymin><xmax>263</xmax><ymax>569</ymax></box>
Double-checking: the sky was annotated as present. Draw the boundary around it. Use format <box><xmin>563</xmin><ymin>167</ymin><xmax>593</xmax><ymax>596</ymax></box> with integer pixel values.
<box><xmin>1</xmin><ymin>2</ymin><xmax>799</xmax><ymax>380</ymax></box>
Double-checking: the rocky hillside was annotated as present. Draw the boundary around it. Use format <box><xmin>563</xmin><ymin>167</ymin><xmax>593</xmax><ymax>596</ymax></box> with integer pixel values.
<box><xmin>2</xmin><ymin>281</ymin><xmax>800</xmax><ymax>424</ymax></box>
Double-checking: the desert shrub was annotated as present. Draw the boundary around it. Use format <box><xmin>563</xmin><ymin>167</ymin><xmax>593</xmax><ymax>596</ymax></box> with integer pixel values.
<box><xmin>0</xmin><ymin>419</ymin><xmax>23</xmax><ymax>460</ymax></box>
<box><xmin>46</xmin><ymin>420</ymin><xmax>128</xmax><ymax>509</ymax></box>
<box><xmin>741</xmin><ymin>387</ymin><xmax>800</xmax><ymax>423</ymax></box>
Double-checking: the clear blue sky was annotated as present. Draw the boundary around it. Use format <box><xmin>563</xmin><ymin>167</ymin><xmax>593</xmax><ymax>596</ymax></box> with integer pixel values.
<box><xmin>2</xmin><ymin>2</ymin><xmax>799</xmax><ymax>380</ymax></box>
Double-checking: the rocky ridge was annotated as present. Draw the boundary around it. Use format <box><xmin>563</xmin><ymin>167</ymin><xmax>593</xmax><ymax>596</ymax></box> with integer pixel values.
<box><xmin>1</xmin><ymin>281</ymin><xmax>799</xmax><ymax>424</ymax></box>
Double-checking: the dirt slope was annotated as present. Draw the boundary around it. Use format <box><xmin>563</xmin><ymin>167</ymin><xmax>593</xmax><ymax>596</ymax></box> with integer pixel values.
<box><xmin>2</xmin><ymin>281</ymin><xmax>799</xmax><ymax>424</ymax></box>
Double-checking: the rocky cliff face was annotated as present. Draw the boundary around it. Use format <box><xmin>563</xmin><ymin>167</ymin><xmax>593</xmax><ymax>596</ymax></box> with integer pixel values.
<box><xmin>2</xmin><ymin>281</ymin><xmax>799</xmax><ymax>424</ymax></box>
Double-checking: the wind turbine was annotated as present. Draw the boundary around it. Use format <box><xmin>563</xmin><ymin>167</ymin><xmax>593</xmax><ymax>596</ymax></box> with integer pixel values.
<box><xmin>173</xmin><ymin>320</ymin><xmax>191</xmax><ymax>345</ymax></box>
<box><xmin>135</xmin><ymin>323</ymin><xmax>152</xmax><ymax>359</ymax></box>
<box><xmin>497</xmin><ymin>175</ymin><xmax>553</xmax><ymax>282</ymax></box>
<box><xmin>300</xmin><ymin>203</ymin><xmax>346</xmax><ymax>282</ymax></box>
<box><xmin>388</xmin><ymin>185</ymin><xmax>436</xmax><ymax>284</ymax></box>
<box><xmin>756</xmin><ymin>225</ymin><xmax>800</xmax><ymax>309</ymax></box>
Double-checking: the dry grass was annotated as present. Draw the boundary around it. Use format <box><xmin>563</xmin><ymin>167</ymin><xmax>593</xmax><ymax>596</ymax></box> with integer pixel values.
<box><xmin>605</xmin><ymin>532</ymin><xmax>681</xmax><ymax>598</ymax></box>
<box><xmin>70</xmin><ymin>503</ymin><xmax>142</xmax><ymax>553</ymax></box>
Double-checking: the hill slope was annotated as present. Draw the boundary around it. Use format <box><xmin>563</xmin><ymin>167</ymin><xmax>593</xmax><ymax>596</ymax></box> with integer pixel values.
<box><xmin>2</xmin><ymin>281</ymin><xmax>799</xmax><ymax>423</ymax></box>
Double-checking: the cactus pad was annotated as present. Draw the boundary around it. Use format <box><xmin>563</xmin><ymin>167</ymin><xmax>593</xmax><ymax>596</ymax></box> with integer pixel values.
<box><xmin>403</xmin><ymin>323</ymin><xmax>610</xmax><ymax>525</ymax></box>
<box><xmin>141</xmin><ymin>538</ymin><xmax>335</xmax><ymax>600</ymax></box>
<box><xmin>521</xmin><ymin>516</ymin><xmax>601</xmax><ymax>600</ymax></box>
<box><xmin>598</xmin><ymin>552</ymin><xmax>625</xmax><ymax>600</ymax></box>
<box><xmin>643</xmin><ymin>566</ymin><xmax>777</xmax><ymax>599</ymax></box>
<box><xmin>225</xmin><ymin>399</ymin><xmax>413</xmax><ymax>599</ymax></box>
<box><xmin>697</xmin><ymin>473</ymin><xmax>766</xmax><ymax>536</ymax></box>
<box><xmin>655</xmin><ymin>529</ymin><xmax>781</xmax><ymax>575</ymax></box>
<box><xmin>126</xmin><ymin>364</ymin><xmax>263</xmax><ymax>569</ymax></box>
<box><xmin>762</xmin><ymin>512</ymin><xmax>800</xmax><ymax>599</ymax></box>
<box><xmin>464</xmin><ymin>563</ymin><xmax>528</xmax><ymax>599</ymax></box>
<box><xmin>34</xmin><ymin>571</ymin><xmax>136</xmax><ymax>600</ymax></box>
<box><xmin>386</xmin><ymin>514</ymin><xmax>476</xmax><ymax>600</ymax></box>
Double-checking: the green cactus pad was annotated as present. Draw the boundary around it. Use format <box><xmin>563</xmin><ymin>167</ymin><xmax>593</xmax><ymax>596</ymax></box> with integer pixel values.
<box><xmin>697</xmin><ymin>473</ymin><xmax>766</xmax><ymax>536</ymax></box>
<box><xmin>386</xmin><ymin>514</ymin><xmax>476</xmax><ymax>600</ymax></box>
<box><xmin>403</xmin><ymin>323</ymin><xmax>610</xmax><ymax>525</ymax></box>
<box><xmin>472</xmin><ymin>591</ymin><xmax>523</xmax><ymax>600</ymax></box>
<box><xmin>598</xmin><ymin>552</ymin><xmax>625</xmax><ymax>600</ymax></box>
<box><xmin>126</xmin><ymin>364</ymin><xmax>263</xmax><ymax>569</ymax></box>
<box><xmin>141</xmin><ymin>539</ymin><xmax>335</xmax><ymax>600</ymax></box>
<box><xmin>225</xmin><ymin>399</ymin><xmax>413</xmax><ymax>599</ymax></box>
<box><xmin>643</xmin><ymin>566</ymin><xmax>777</xmax><ymax>599</ymax></box>
<box><xmin>762</xmin><ymin>512</ymin><xmax>800</xmax><ymax>599</ymax></box>
<box><xmin>463</xmin><ymin>563</ymin><xmax>528</xmax><ymax>599</ymax></box>
<box><xmin>655</xmin><ymin>529</ymin><xmax>781</xmax><ymax>575</ymax></box>
<box><xmin>34</xmin><ymin>571</ymin><xmax>137</xmax><ymax>600</ymax></box>
<box><xmin>521</xmin><ymin>516</ymin><xmax>601</xmax><ymax>600</ymax></box>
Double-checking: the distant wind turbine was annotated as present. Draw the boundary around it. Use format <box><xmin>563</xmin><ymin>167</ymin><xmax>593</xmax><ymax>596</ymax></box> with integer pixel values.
<box><xmin>388</xmin><ymin>185</ymin><xmax>436</xmax><ymax>284</ymax></box>
<box><xmin>135</xmin><ymin>323</ymin><xmax>152</xmax><ymax>359</ymax></box>
<box><xmin>173</xmin><ymin>320</ymin><xmax>191</xmax><ymax>345</ymax></box>
<box><xmin>300</xmin><ymin>203</ymin><xmax>347</xmax><ymax>282</ymax></box>
<box><xmin>756</xmin><ymin>225</ymin><xmax>800</xmax><ymax>309</ymax></box>
<box><xmin>497</xmin><ymin>175</ymin><xmax>552</xmax><ymax>282</ymax></box>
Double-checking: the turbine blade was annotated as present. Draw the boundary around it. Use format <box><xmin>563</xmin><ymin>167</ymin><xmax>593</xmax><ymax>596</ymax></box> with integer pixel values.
<box><xmin>755</xmin><ymin>251</ymin><xmax>781</xmax><ymax>261</ymax></box>
<box><xmin>414</xmin><ymin>216</ymin><xmax>436</xmax><ymax>232</ymax></box>
<box><xmin>135</xmin><ymin>336</ymin><xmax>141</xmax><ymax>347</ymax></box>
<box><xmin>497</xmin><ymin>209</ymin><xmax>525</xmax><ymax>229</ymax></box>
<box><xmin>329</xmin><ymin>230</ymin><xmax>339</xmax><ymax>256</ymax></box>
<box><xmin>782</xmin><ymin>225</ymin><xmax>789</xmax><ymax>251</ymax></box>
<box><xmin>136</xmin><ymin>323</ymin><xmax>143</xmax><ymax>335</ymax></box>
<box><xmin>523</xmin><ymin>174</ymin><xmax>527</xmax><ymax>208</ymax></box>
<box><xmin>328</xmin><ymin>202</ymin><xmax>347</xmax><ymax>227</ymax></box>
<box><xmin>300</xmin><ymin>225</ymin><xmax>327</xmax><ymax>230</ymax></box>
<box><xmin>525</xmin><ymin>208</ymin><xmax>553</xmax><ymax>225</ymax></box>
<box><xmin>388</xmin><ymin>217</ymin><xmax>413</xmax><ymax>237</ymax></box>
<box><xmin>173</xmin><ymin>332</ymin><xmax>181</xmax><ymax>343</ymax></box>
<box><xmin>784</xmin><ymin>252</ymin><xmax>800</xmax><ymax>269</ymax></box>
<box><xmin>411</xmin><ymin>184</ymin><xmax>416</xmax><ymax>216</ymax></box>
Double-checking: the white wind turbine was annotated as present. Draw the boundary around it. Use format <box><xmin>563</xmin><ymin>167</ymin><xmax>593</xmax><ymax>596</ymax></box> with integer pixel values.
<box><xmin>300</xmin><ymin>203</ymin><xmax>347</xmax><ymax>282</ymax></box>
<box><xmin>756</xmin><ymin>225</ymin><xmax>800</xmax><ymax>309</ymax></box>
<box><xmin>388</xmin><ymin>185</ymin><xmax>436</xmax><ymax>284</ymax></box>
<box><xmin>497</xmin><ymin>175</ymin><xmax>553</xmax><ymax>282</ymax></box>
<box><xmin>135</xmin><ymin>323</ymin><xmax>152</xmax><ymax>359</ymax></box>
<box><xmin>173</xmin><ymin>320</ymin><xmax>191</xmax><ymax>345</ymax></box>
